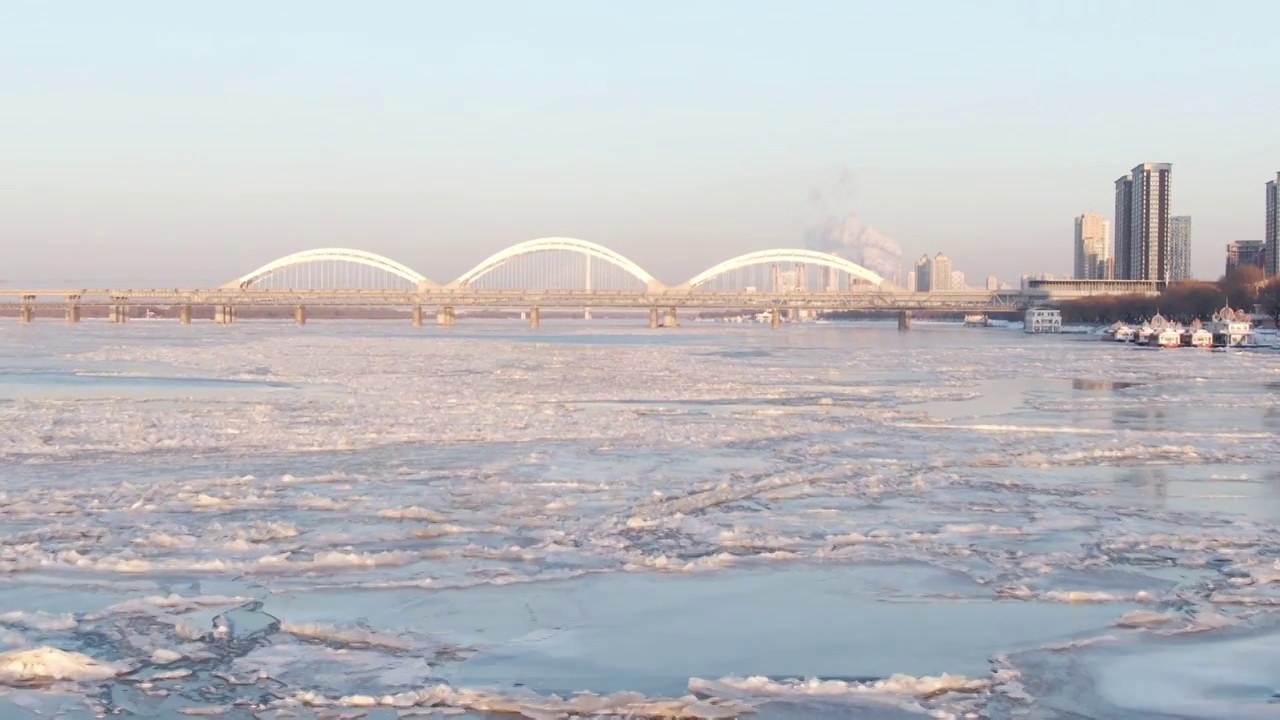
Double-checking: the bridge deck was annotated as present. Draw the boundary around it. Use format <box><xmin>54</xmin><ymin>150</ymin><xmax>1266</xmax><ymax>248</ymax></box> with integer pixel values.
<box><xmin>0</xmin><ymin>288</ymin><xmax>1028</xmax><ymax>312</ymax></box>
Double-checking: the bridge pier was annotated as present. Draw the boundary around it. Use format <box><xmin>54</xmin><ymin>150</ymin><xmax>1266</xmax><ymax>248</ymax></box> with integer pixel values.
<box><xmin>663</xmin><ymin>307</ymin><xmax>678</xmax><ymax>328</ymax></box>
<box><xmin>529</xmin><ymin>307</ymin><xmax>540</xmax><ymax>329</ymax></box>
<box><xmin>584</xmin><ymin>308</ymin><xmax>592</xmax><ymax>321</ymax></box>
<box><xmin>108</xmin><ymin>304</ymin><xmax>129</xmax><ymax>323</ymax></box>
<box><xmin>770</xmin><ymin>308</ymin><xmax>782</xmax><ymax>330</ymax></box>
<box><xmin>179</xmin><ymin>305</ymin><xmax>192</xmax><ymax>325</ymax></box>
<box><xmin>411</xmin><ymin>305</ymin><xmax>423</xmax><ymax>327</ymax></box>
<box><xmin>19</xmin><ymin>297</ymin><xmax>34</xmax><ymax>324</ymax></box>
<box><xmin>215</xmin><ymin>305</ymin><xmax>236</xmax><ymax>324</ymax></box>
<box><xmin>437</xmin><ymin>307</ymin><xmax>456</xmax><ymax>327</ymax></box>
<box><xmin>649</xmin><ymin>307</ymin><xmax>660</xmax><ymax>329</ymax></box>
<box><xmin>295</xmin><ymin>305</ymin><xmax>306</xmax><ymax>326</ymax></box>
<box><xmin>66</xmin><ymin>304</ymin><xmax>80</xmax><ymax>324</ymax></box>
<box><xmin>897</xmin><ymin>310</ymin><xmax>912</xmax><ymax>330</ymax></box>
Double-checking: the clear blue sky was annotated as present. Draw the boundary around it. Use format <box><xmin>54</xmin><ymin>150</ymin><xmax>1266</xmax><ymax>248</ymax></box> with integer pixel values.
<box><xmin>2</xmin><ymin>0</ymin><xmax>1277</xmax><ymax>286</ymax></box>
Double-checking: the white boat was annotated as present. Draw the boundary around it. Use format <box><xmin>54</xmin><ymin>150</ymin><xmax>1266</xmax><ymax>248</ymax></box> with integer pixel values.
<box><xmin>1207</xmin><ymin>305</ymin><xmax>1254</xmax><ymax>347</ymax></box>
<box><xmin>1024</xmin><ymin>308</ymin><xmax>1062</xmax><ymax>334</ymax></box>
<box><xmin>1154</xmin><ymin>327</ymin><xmax>1182</xmax><ymax>348</ymax></box>
<box><xmin>1114</xmin><ymin>325</ymin><xmax>1136</xmax><ymax>342</ymax></box>
<box><xmin>1189</xmin><ymin>328</ymin><xmax>1213</xmax><ymax>348</ymax></box>
<box><xmin>964</xmin><ymin>314</ymin><xmax>990</xmax><ymax>327</ymax></box>
<box><xmin>1134</xmin><ymin>323</ymin><xmax>1155</xmax><ymax>345</ymax></box>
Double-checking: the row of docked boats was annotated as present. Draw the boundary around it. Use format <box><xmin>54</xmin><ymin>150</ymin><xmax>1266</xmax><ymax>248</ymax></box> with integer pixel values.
<box><xmin>1102</xmin><ymin>306</ymin><xmax>1255</xmax><ymax>348</ymax></box>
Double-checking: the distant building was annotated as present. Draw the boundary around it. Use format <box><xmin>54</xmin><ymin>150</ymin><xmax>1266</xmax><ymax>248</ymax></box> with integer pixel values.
<box><xmin>985</xmin><ymin>275</ymin><xmax>1000</xmax><ymax>291</ymax></box>
<box><xmin>913</xmin><ymin>253</ymin><xmax>953</xmax><ymax>291</ymax></box>
<box><xmin>1074</xmin><ymin>212</ymin><xmax>1112</xmax><ymax>280</ymax></box>
<box><xmin>1169</xmin><ymin>216</ymin><xmax>1192</xmax><ymax>281</ymax></box>
<box><xmin>950</xmin><ymin>270</ymin><xmax>965</xmax><ymax>290</ymax></box>
<box><xmin>931</xmin><ymin>253</ymin><xmax>953</xmax><ymax>291</ymax></box>
<box><xmin>1268</xmin><ymin>173</ymin><xmax>1280</xmax><ymax>277</ymax></box>
<box><xmin>1114</xmin><ymin>175</ymin><xmax>1133</xmax><ymax>279</ymax></box>
<box><xmin>913</xmin><ymin>255</ymin><xmax>931</xmax><ymax>291</ymax></box>
<box><xmin>906</xmin><ymin>270</ymin><xmax>917</xmax><ymax>292</ymax></box>
<box><xmin>1114</xmin><ymin>163</ymin><xmax>1173</xmax><ymax>281</ymax></box>
<box><xmin>1226</xmin><ymin>240</ymin><xmax>1266</xmax><ymax>274</ymax></box>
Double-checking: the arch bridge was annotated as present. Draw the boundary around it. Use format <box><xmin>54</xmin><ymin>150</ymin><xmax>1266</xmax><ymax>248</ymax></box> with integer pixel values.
<box><xmin>223</xmin><ymin>238</ymin><xmax>890</xmax><ymax>294</ymax></box>
<box><xmin>3</xmin><ymin>238</ymin><xmax>1027</xmax><ymax>328</ymax></box>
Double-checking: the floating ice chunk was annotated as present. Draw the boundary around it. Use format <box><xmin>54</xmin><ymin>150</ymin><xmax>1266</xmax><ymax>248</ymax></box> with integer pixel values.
<box><xmin>0</xmin><ymin>611</ymin><xmax>77</xmax><ymax>632</ymax></box>
<box><xmin>0</xmin><ymin>647</ymin><xmax>123</xmax><ymax>684</ymax></box>
<box><xmin>1114</xmin><ymin>610</ymin><xmax>1177</xmax><ymax>628</ymax></box>
<box><xmin>292</xmin><ymin>683</ymin><xmax>753</xmax><ymax>719</ymax></box>
<box><xmin>691</xmin><ymin>673</ymin><xmax>988</xmax><ymax>699</ymax></box>
<box><xmin>149</xmin><ymin>648</ymin><xmax>182</xmax><ymax>665</ymax></box>
<box><xmin>281</xmin><ymin>623</ymin><xmax>413</xmax><ymax>651</ymax></box>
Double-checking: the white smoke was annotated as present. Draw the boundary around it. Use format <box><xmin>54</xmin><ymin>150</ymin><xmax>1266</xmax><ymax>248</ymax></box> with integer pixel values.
<box><xmin>803</xmin><ymin>170</ymin><xmax>903</xmax><ymax>284</ymax></box>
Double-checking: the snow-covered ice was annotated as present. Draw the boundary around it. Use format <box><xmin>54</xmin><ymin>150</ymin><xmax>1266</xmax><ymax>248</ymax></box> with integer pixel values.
<box><xmin>0</xmin><ymin>319</ymin><xmax>1278</xmax><ymax>718</ymax></box>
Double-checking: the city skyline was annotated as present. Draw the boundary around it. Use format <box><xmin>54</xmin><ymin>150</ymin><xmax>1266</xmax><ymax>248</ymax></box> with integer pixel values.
<box><xmin>3</xmin><ymin>3</ymin><xmax>1279</xmax><ymax>286</ymax></box>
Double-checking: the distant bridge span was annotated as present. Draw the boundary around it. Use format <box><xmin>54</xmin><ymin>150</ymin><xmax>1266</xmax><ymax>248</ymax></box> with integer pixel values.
<box><xmin>0</xmin><ymin>239</ymin><xmax>1156</xmax><ymax>326</ymax></box>
<box><xmin>219</xmin><ymin>238</ymin><xmax>888</xmax><ymax>292</ymax></box>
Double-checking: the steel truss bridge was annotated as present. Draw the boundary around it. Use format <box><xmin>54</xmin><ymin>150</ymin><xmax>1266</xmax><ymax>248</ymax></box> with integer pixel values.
<box><xmin>0</xmin><ymin>238</ymin><xmax>1032</xmax><ymax>327</ymax></box>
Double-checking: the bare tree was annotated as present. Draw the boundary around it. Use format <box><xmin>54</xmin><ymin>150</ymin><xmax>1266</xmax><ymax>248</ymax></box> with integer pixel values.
<box><xmin>1260</xmin><ymin>279</ymin><xmax>1280</xmax><ymax>329</ymax></box>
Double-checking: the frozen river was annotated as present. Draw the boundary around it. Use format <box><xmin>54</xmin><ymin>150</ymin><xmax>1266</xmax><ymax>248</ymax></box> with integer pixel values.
<box><xmin>1</xmin><ymin>319</ymin><xmax>1278</xmax><ymax>719</ymax></box>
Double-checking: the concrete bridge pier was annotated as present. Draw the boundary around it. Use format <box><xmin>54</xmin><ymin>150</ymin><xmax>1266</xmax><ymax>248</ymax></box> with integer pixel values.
<box><xmin>179</xmin><ymin>305</ymin><xmax>192</xmax><ymax>325</ymax></box>
<box><xmin>20</xmin><ymin>298</ymin><xmax>34</xmax><ymax>324</ymax></box>
<box><xmin>529</xmin><ymin>307</ymin><xmax>540</xmax><ymax>329</ymax></box>
<box><xmin>295</xmin><ymin>305</ymin><xmax>306</xmax><ymax>326</ymax></box>
<box><xmin>66</xmin><ymin>304</ymin><xmax>80</xmax><ymax>324</ymax></box>
<box><xmin>897</xmin><ymin>310</ymin><xmax>912</xmax><ymax>330</ymax></box>
<box><xmin>770</xmin><ymin>308</ymin><xmax>782</xmax><ymax>330</ymax></box>
<box><xmin>663</xmin><ymin>307</ymin><xmax>678</xmax><ymax>328</ymax></box>
<box><xmin>108</xmin><ymin>305</ymin><xmax>129</xmax><ymax>323</ymax></box>
<box><xmin>215</xmin><ymin>305</ymin><xmax>236</xmax><ymax>324</ymax></box>
<box><xmin>649</xmin><ymin>307</ymin><xmax>660</xmax><ymax>329</ymax></box>
<box><xmin>437</xmin><ymin>307</ymin><xmax>456</xmax><ymax>327</ymax></box>
<box><xmin>411</xmin><ymin>305</ymin><xmax>423</xmax><ymax>327</ymax></box>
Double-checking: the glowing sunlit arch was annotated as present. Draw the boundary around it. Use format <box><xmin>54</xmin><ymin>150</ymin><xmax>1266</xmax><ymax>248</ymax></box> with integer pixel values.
<box><xmin>450</xmin><ymin>237</ymin><xmax>663</xmax><ymax>291</ymax></box>
<box><xmin>683</xmin><ymin>248</ymin><xmax>885</xmax><ymax>289</ymax></box>
<box><xmin>225</xmin><ymin>248</ymin><xmax>432</xmax><ymax>290</ymax></box>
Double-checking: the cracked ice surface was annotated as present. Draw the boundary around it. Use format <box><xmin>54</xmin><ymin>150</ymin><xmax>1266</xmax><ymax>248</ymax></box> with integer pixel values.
<box><xmin>1</xmin><ymin>321</ymin><xmax>1279</xmax><ymax>718</ymax></box>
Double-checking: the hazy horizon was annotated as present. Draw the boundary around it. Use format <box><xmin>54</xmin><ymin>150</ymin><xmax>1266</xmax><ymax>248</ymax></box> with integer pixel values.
<box><xmin>4</xmin><ymin>1</ymin><xmax>1278</xmax><ymax>287</ymax></box>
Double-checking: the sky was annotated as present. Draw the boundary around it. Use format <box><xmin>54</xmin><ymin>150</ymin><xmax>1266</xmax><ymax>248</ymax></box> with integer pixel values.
<box><xmin>2</xmin><ymin>0</ymin><xmax>1278</xmax><ymax>287</ymax></box>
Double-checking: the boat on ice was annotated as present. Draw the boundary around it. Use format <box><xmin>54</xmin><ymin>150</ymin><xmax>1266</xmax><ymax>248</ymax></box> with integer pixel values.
<box><xmin>1103</xmin><ymin>321</ymin><xmax>1135</xmax><ymax>342</ymax></box>
<box><xmin>1206</xmin><ymin>305</ymin><xmax>1254</xmax><ymax>347</ymax></box>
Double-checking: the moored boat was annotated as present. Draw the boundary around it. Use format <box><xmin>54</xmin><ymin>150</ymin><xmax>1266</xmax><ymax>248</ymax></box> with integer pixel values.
<box><xmin>1155</xmin><ymin>327</ymin><xmax>1182</xmax><ymax>348</ymax></box>
<box><xmin>1207</xmin><ymin>305</ymin><xmax>1254</xmax><ymax>347</ymax></box>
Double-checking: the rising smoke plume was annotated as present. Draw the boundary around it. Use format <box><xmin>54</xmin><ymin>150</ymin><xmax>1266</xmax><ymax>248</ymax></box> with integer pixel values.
<box><xmin>803</xmin><ymin>169</ymin><xmax>903</xmax><ymax>284</ymax></box>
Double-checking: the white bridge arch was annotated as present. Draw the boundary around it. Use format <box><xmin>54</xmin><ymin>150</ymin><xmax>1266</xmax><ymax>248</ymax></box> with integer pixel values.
<box><xmin>683</xmin><ymin>248</ymin><xmax>885</xmax><ymax>290</ymax></box>
<box><xmin>449</xmin><ymin>237</ymin><xmax>662</xmax><ymax>291</ymax></box>
<box><xmin>225</xmin><ymin>242</ymin><xmax>889</xmax><ymax>294</ymax></box>
<box><xmin>226</xmin><ymin>248</ymin><xmax>432</xmax><ymax>290</ymax></box>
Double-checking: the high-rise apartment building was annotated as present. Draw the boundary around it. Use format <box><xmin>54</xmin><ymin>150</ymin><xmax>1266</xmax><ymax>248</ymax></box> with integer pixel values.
<box><xmin>931</xmin><ymin>253</ymin><xmax>953</xmax><ymax>291</ymax></box>
<box><xmin>1114</xmin><ymin>175</ymin><xmax>1133</xmax><ymax>279</ymax></box>
<box><xmin>1226</xmin><ymin>241</ymin><xmax>1266</xmax><ymax>274</ymax></box>
<box><xmin>906</xmin><ymin>270</ymin><xmax>917</xmax><ymax>292</ymax></box>
<box><xmin>1267</xmin><ymin>172</ymin><xmax>1280</xmax><ymax>277</ymax></box>
<box><xmin>985</xmin><ymin>276</ymin><xmax>1000</xmax><ymax>291</ymax></box>
<box><xmin>913</xmin><ymin>253</ymin><xmax>954</xmax><ymax>291</ymax></box>
<box><xmin>1074</xmin><ymin>212</ymin><xmax>1112</xmax><ymax>280</ymax></box>
<box><xmin>914</xmin><ymin>255</ymin><xmax>931</xmax><ymax>292</ymax></box>
<box><xmin>1114</xmin><ymin>163</ymin><xmax>1173</xmax><ymax>281</ymax></box>
<box><xmin>950</xmin><ymin>270</ymin><xmax>966</xmax><ymax>290</ymax></box>
<box><xmin>1168</xmin><ymin>216</ymin><xmax>1192</xmax><ymax>281</ymax></box>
